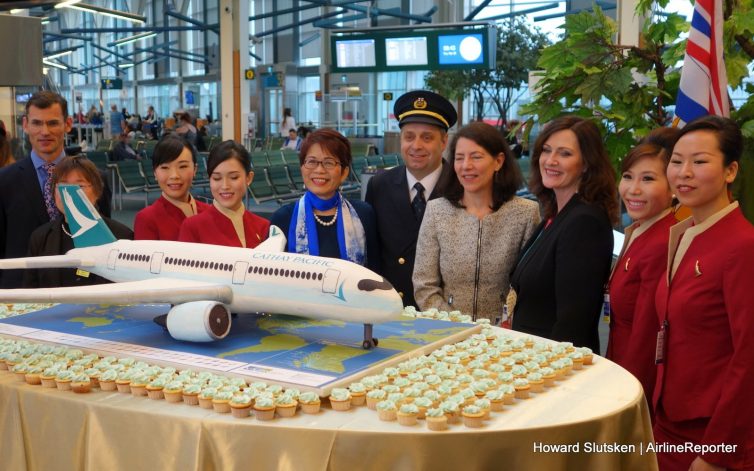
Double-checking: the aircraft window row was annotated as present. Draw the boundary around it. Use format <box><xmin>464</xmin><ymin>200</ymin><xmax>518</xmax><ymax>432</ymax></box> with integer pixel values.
<box><xmin>164</xmin><ymin>257</ymin><xmax>233</xmax><ymax>271</ymax></box>
<box><xmin>118</xmin><ymin>253</ymin><xmax>151</xmax><ymax>263</ymax></box>
<box><xmin>247</xmin><ymin>265</ymin><xmax>323</xmax><ymax>281</ymax></box>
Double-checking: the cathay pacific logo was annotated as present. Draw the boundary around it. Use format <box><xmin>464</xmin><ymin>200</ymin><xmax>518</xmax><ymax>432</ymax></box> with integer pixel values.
<box><xmin>63</xmin><ymin>189</ymin><xmax>97</xmax><ymax>238</ymax></box>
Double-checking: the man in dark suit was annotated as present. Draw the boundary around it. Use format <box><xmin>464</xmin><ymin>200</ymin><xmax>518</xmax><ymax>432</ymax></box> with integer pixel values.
<box><xmin>365</xmin><ymin>90</ymin><xmax>457</xmax><ymax>307</ymax></box>
<box><xmin>0</xmin><ymin>90</ymin><xmax>111</xmax><ymax>288</ymax></box>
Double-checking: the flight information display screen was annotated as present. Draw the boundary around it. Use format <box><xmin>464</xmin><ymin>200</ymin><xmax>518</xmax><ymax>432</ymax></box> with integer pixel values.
<box><xmin>438</xmin><ymin>33</ymin><xmax>485</xmax><ymax>65</ymax></box>
<box><xmin>335</xmin><ymin>39</ymin><xmax>376</xmax><ymax>68</ymax></box>
<box><xmin>385</xmin><ymin>37</ymin><xmax>428</xmax><ymax>67</ymax></box>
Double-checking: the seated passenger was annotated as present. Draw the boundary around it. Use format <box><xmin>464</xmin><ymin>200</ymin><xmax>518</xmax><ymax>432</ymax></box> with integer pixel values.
<box><xmin>412</xmin><ymin>122</ymin><xmax>540</xmax><ymax>322</ymax></box>
<box><xmin>179</xmin><ymin>140</ymin><xmax>269</xmax><ymax>248</ymax></box>
<box><xmin>270</xmin><ymin>128</ymin><xmax>379</xmax><ymax>271</ymax></box>
<box><xmin>24</xmin><ymin>155</ymin><xmax>133</xmax><ymax>288</ymax></box>
<box><xmin>111</xmin><ymin>131</ymin><xmax>139</xmax><ymax>161</ymax></box>
<box><xmin>281</xmin><ymin>128</ymin><xmax>302</xmax><ymax>151</ymax></box>
<box><xmin>134</xmin><ymin>134</ymin><xmax>210</xmax><ymax>240</ymax></box>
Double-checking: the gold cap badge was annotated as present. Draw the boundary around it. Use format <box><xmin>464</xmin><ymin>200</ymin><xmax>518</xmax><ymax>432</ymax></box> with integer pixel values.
<box><xmin>413</xmin><ymin>97</ymin><xmax>427</xmax><ymax>110</ymax></box>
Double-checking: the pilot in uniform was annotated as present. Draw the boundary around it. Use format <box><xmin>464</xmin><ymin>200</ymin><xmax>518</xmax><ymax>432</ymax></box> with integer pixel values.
<box><xmin>365</xmin><ymin>90</ymin><xmax>457</xmax><ymax>307</ymax></box>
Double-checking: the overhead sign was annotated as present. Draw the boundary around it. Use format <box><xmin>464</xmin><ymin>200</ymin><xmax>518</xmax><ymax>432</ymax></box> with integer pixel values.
<box><xmin>383</xmin><ymin>92</ymin><xmax>393</xmax><ymax>101</ymax></box>
<box><xmin>101</xmin><ymin>78</ymin><xmax>123</xmax><ymax>90</ymax></box>
<box><xmin>331</xmin><ymin>25</ymin><xmax>497</xmax><ymax>72</ymax></box>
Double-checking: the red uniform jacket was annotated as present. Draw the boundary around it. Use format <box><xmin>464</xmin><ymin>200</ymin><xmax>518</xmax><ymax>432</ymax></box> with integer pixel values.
<box><xmin>607</xmin><ymin>211</ymin><xmax>675</xmax><ymax>413</ymax></box>
<box><xmin>178</xmin><ymin>204</ymin><xmax>270</xmax><ymax>249</ymax></box>
<box><xmin>654</xmin><ymin>205</ymin><xmax>754</xmax><ymax>469</ymax></box>
<box><xmin>134</xmin><ymin>195</ymin><xmax>210</xmax><ymax>241</ymax></box>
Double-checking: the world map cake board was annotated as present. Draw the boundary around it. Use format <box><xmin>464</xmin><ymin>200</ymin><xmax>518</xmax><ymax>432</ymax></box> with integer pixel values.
<box><xmin>0</xmin><ymin>304</ymin><xmax>480</xmax><ymax>395</ymax></box>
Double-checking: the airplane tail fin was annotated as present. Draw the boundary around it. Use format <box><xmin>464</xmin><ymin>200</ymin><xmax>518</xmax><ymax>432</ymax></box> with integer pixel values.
<box><xmin>58</xmin><ymin>184</ymin><xmax>117</xmax><ymax>248</ymax></box>
<box><xmin>255</xmin><ymin>225</ymin><xmax>287</xmax><ymax>252</ymax></box>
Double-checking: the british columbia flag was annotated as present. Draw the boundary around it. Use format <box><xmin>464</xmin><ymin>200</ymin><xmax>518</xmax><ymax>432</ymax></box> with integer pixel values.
<box><xmin>673</xmin><ymin>0</ymin><xmax>729</xmax><ymax>127</ymax></box>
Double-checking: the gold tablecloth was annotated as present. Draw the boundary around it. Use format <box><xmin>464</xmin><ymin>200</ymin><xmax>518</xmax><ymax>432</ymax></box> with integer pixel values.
<box><xmin>0</xmin><ymin>343</ymin><xmax>657</xmax><ymax>471</ymax></box>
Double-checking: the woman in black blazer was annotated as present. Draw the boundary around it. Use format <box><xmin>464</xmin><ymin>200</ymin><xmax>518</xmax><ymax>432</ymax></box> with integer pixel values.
<box><xmin>510</xmin><ymin>117</ymin><xmax>618</xmax><ymax>352</ymax></box>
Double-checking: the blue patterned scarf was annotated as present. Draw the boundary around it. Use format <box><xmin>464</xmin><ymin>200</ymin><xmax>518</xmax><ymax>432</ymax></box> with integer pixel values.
<box><xmin>288</xmin><ymin>191</ymin><xmax>366</xmax><ymax>265</ymax></box>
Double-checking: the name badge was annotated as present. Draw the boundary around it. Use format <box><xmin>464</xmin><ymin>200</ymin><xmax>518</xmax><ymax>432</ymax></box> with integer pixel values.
<box><xmin>602</xmin><ymin>292</ymin><xmax>610</xmax><ymax>323</ymax></box>
<box><xmin>76</xmin><ymin>269</ymin><xmax>90</xmax><ymax>278</ymax></box>
<box><xmin>655</xmin><ymin>320</ymin><xmax>668</xmax><ymax>364</ymax></box>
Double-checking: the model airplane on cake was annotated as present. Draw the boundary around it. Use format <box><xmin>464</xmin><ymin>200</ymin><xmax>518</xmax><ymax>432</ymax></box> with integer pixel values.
<box><xmin>0</xmin><ymin>184</ymin><xmax>403</xmax><ymax>349</ymax></box>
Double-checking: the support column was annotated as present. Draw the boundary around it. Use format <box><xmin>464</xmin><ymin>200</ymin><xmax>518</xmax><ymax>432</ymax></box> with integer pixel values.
<box><xmin>617</xmin><ymin>0</ymin><xmax>641</xmax><ymax>47</ymax></box>
<box><xmin>220</xmin><ymin>0</ymin><xmax>249</xmax><ymax>141</ymax></box>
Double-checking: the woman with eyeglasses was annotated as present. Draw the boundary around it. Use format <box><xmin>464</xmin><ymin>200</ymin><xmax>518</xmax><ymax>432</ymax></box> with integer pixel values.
<box><xmin>270</xmin><ymin>128</ymin><xmax>379</xmax><ymax>271</ymax></box>
<box><xmin>179</xmin><ymin>140</ymin><xmax>269</xmax><ymax>248</ymax></box>
<box><xmin>24</xmin><ymin>155</ymin><xmax>133</xmax><ymax>288</ymax></box>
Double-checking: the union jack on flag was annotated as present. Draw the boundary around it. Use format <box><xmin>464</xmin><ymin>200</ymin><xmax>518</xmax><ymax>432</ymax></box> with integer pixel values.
<box><xmin>673</xmin><ymin>0</ymin><xmax>729</xmax><ymax>127</ymax></box>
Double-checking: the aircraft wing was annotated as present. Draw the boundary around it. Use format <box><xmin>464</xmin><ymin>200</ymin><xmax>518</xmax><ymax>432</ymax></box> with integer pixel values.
<box><xmin>0</xmin><ymin>278</ymin><xmax>233</xmax><ymax>305</ymax></box>
<box><xmin>0</xmin><ymin>255</ymin><xmax>95</xmax><ymax>269</ymax></box>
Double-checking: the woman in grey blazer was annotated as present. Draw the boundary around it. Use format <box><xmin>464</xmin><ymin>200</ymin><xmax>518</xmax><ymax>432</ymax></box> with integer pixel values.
<box><xmin>413</xmin><ymin>122</ymin><xmax>540</xmax><ymax>322</ymax></box>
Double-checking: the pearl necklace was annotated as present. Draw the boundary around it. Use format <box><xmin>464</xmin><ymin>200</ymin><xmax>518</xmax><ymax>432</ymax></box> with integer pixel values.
<box><xmin>313</xmin><ymin>206</ymin><xmax>338</xmax><ymax>226</ymax></box>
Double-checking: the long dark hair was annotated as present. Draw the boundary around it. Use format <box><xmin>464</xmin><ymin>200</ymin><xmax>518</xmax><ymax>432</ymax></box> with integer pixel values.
<box><xmin>529</xmin><ymin>116</ymin><xmax>618</xmax><ymax>223</ymax></box>
<box><xmin>440</xmin><ymin>122</ymin><xmax>522</xmax><ymax>211</ymax></box>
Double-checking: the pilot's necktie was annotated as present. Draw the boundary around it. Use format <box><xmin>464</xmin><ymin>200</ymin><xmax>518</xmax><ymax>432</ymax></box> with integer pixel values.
<box><xmin>412</xmin><ymin>182</ymin><xmax>426</xmax><ymax>220</ymax></box>
<box><xmin>43</xmin><ymin>162</ymin><xmax>61</xmax><ymax>220</ymax></box>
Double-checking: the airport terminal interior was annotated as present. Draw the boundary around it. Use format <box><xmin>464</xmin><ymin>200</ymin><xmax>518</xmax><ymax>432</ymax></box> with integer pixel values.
<box><xmin>1</xmin><ymin>1</ymin><xmax>753</xmax><ymax>470</ymax></box>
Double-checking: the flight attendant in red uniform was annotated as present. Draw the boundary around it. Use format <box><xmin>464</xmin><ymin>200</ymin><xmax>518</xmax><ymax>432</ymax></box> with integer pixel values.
<box><xmin>607</xmin><ymin>141</ymin><xmax>676</xmax><ymax>420</ymax></box>
<box><xmin>134</xmin><ymin>134</ymin><xmax>209</xmax><ymax>240</ymax></box>
<box><xmin>178</xmin><ymin>140</ymin><xmax>269</xmax><ymax>248</ymax></box>
<box><xmin>653</xmin><ymin>116</ymin><xmax>754</xmax><ymax>471</ymax></box>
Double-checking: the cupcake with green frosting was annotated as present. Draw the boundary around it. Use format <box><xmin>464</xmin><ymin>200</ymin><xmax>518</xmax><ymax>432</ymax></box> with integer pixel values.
<box><xmin>397</xmin><ymin>403</ymin><xmax>419</xmax><ymax>426</ymax></box>
<box><xmin>230</xmin><ymin>394</ymin><xmax>252</xmax><ymax>418</ymax></box>
<box><xmin>376</xmin><ymin>400</ymin><xmax>397</xmax><ymax>421</ymax></box>
<box><xmin>275</xmin><ymin>393</ymin><xmax>298</xmax><ymax>418</ymax></box>
<box><xmin>439</xmin><ymin>400</ymin><xmax>461</xmax><ymax>424</ymax></box>
<box><xmin>182</xmin><ymin>383</ymin><xmax>203</xmax><ymax>406</ymax></box>
<box><xmin>198</xmin><ymin>387</ymin><xmax>218</xmax><ymax>409</ymax></box>
<box><xmin>366</xmin><ymin>389</ymin><xmax>386</xmax><ymax>410</ymax></box>
<box><xmin>348</xmin><ymin>382</ymin><xmax>367</xmax><ymax>406</ymax></box>
<box><xmin>40</xmin><ymin>366</ymin><xmax>60</xmax><ymax>388</ymax></box>
<box><xmin>146</xmin><ymin>376</ymin><xmax>168</xmax><ymax>400</ymax></box>
<box><xmin>513</xmin><ymin>378</ymin><xmax>530</xmax><ymax>399</ymax></box>
<box><xmin>253</xmin><ymin>394</ymin><xmax>276</xmax><ymax>421</ymax></box>
<box><xmin>212</xmin><ymin>390</ymin><xmax>234</xmax><ymax>413</ymax></box>
<box><xmin>129</xmin><ymin>373</ymin><xmax>151</xmax><ymax>397</ymax></box>
<box><xmin>71</xmin><ymin>373</ymin><xmax>91</xmax><ymax>393</ymax></box>
<box><xmin>298</xmin><ymin>391</ymin><xmax>321</xmax><ymax>414</ymax></box>
<box><xmin>328</xmin><ymin>388</ymin><xmax>352</xmax><ymax>411</ymax></box>
<box><xmin>413</xmin><ymin>397</ymin><xmax>433</xmax><ymax>419</ymax></box>
<box><xmin>425</xmin><ymin>407</ymin><xmax>448</xmax><ymax>431</ymax></box>
<box><xmin>24</xmin><ymin>364</ymin><xmax>44</xmax><ymax>386</ymax></box>
<box><xmin>462</xmin><ymin>404</ymin><xmax>485</xmax><ymax>428</ymax></box>
<box><xmin>162</xmin><ymin>380</ymin><xmax>184</xmax><ymax>403</ymax></box>
<box><xmin>485</xmin><ymin>389</ymin><xmax>505</xmax><ymax>412</ymax></box>
<box><xmin>55</xmin><ymin>369</ymin><xmax>74</xmax><ymax>391</ymax></box>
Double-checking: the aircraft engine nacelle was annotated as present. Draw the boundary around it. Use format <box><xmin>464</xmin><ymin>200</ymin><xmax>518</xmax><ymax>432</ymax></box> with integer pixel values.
<box><xmin>166</xmin><ymin>301</ymin><xmax>232</xmax><ymax>342</ymax></box>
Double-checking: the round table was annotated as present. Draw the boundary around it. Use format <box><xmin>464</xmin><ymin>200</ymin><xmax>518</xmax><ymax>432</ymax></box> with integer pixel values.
<box><xmin>0</xmin><ymin>328</ymin><xmax>657</xmax><ymax>471</ymax></box>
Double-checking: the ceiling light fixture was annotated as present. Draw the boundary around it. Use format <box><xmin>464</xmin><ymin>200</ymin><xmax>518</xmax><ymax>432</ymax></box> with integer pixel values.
<box><xmin>42</xmin><ymin>59</ymin><xmax>69</xmax><ymax>70</ymax></box>
<box><xmin>61</xmin><ymin>3</ymin><xmax>146</xmax><ymax>24</ymax></box>
<box><xmin>108</xmin><ymin>32</ymin><xmax>157</xmax><ymax>47</ymax></box>
<box><xmin>55</xmin><ymin>0</ymin><xmax>83</xmax><ymax>9</ymax></box>
<box><xmin>43</xmin><ymin>49</ymin><xmax>76</xmax><ymax>60</ymax></box>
